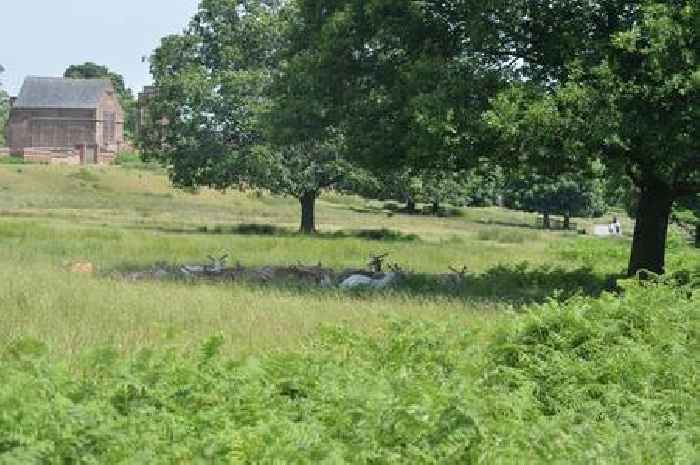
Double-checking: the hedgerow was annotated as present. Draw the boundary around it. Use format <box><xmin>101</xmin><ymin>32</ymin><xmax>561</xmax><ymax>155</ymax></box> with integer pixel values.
<box><xmin>0</xmin><ymin>282</ymin><xmax>697</xmax><ymax>464</ymax></box>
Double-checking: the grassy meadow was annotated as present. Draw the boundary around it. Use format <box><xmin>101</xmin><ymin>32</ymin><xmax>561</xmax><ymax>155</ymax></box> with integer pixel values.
<box><xmin>0</xmin><ymin>165</ymin><xmax>628</xmax><ymax>357</ymax></box>
<box><xmin>0</xmin><ymin>163</ymin><xmax>654</xmax><ymax>361</ymax></box>
<box><xmin>0</xmin><ymin>163</ymin><xmax>698</xmax><ymax>464</ymax></box>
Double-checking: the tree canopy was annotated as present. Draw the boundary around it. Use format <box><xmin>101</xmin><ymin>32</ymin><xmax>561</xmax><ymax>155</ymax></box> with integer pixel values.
<box><xmin>141</xmin><ymin>0</ymin><xmax>372</xmax><ymax>233</ymax></box>
<box><xmin>292</xmin><ymin>0</ymin><xmax>699</xmax><ymax>275</ymax></box>
<box><xmin>64</xmin><ymin>62</ymin><xmax>129</xmax><ymax>96</ymax></box>
<box><xmin>485</xmin><ymin>1</ymin><xmax>699</xmax><ymax>274</ymax></box>
<box><xmin>143</xmin><ymin>0</ymin><xmax>699</xmax><ymax>273</ymax></box>
<box><xmin>503</xmin><ymin>174</ymin><xmax>608</xmax><ymax>229</ymax></box>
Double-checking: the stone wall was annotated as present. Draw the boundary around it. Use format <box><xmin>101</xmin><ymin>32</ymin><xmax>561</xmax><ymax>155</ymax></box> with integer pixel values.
<box><xmin>21</xmin><ymin>147</ymin><xmax>81</xmax><ymax>165</ymax></box>
<box><xmin>11</xmin><ymin>146</ymin><xmax>114</xmax><ymax>165</ymax></box>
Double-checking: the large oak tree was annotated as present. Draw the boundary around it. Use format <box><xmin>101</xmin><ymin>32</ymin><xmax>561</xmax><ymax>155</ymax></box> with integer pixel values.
<box><xmin>486</xmin><ymin>1</ymin><xmax>699</xmax><ymax>275</ymax></box>
<box><xmin>295</xmin><ymin>0</ymin><xmax>699</xmax><ymax>275</ymax></box>
<box><xmin>141</xmin><ymin>0</ymin><xmax>370</xmax><ymax>233</ymax></box>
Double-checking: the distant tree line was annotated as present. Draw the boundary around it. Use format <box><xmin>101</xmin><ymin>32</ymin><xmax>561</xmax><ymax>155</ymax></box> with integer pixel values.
<box><xmin>138</xmin><ymin>0</ymin><xmax>699</xmax><ymax>276</ymax></box>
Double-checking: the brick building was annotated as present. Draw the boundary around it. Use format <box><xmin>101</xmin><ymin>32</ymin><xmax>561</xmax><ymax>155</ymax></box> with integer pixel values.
<box><xmin>4</xmin><ymin>77</ymin><xmax>124</xmax><ymax>162</ymax></box>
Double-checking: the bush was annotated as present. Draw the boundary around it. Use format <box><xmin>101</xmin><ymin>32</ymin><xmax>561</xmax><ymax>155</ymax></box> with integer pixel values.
<box><xmin>68</xmin><ymin>168</ymin><xmax>100</xmax><ymax>183</ymax></box>
<box><xmin>0</xmin><ymin>283</ymin><xmax>696</xmax><ymax>464</ymax></box>
<box><xmin>483</xmin><ymin>281</ymin><xmax>698</xmax><ymax>462</ymax></box>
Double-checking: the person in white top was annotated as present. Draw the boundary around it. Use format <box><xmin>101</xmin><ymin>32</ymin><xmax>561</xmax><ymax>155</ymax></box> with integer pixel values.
<box><xmin>611</xmin><ymin>216</ymin><xmax>622</xmax><ymax>235</ymax></box>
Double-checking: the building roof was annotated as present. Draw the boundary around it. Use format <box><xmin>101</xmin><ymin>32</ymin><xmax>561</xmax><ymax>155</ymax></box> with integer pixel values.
<box><xmin>14</xmin><ymin>77</ymin><xmax>113</xmax><ymax>109</ymax></box>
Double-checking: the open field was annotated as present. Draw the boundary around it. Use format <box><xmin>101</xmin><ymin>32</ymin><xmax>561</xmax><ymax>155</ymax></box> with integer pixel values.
<box><xmin>0</xmin><ymin>165</ymin><xmax>697</xmax><ymax>358</ymax></box>
<box><xmin>0</xmin><ymin>164</ymin><xmax>696</xmax><ymax>361</ymax></box>
<box><xmin>0</xmin><ymin>164</ymin><xmax>698</xmax><ymax>463</ymax></box>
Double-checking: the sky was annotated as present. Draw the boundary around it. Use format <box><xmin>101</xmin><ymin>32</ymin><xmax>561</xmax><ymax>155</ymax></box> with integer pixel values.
<box><xmin>0</xmin><ymin>0</ymin><xmax>199</xmax><ymax>96</ymax></box>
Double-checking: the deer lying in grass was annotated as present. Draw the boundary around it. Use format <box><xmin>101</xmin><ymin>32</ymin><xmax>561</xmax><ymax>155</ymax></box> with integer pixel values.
<box><xmin>340</xmin><ymin>272</ymin><xmax>400</xmax><ymax>289</ymax></box>
<box><xmin>436</xmin><ymin>266</ymin><xmax>469</xmax><ymax>288</ymax></box>
<box><xmin>340</xmin><ymin>253</ymin><xmax>402</xmax><ymax>289</ymax></box>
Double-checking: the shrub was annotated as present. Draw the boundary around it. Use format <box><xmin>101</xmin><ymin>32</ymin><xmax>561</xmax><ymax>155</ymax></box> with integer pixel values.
<box><xmin>0</xmin><ymin>283</ymin><xmax>696</xmax><ymax>464</ymax></box>
<box><xmin>482</xmin><ymin>281</ymin><xmax>698</xmax><ymax>462</ymax></box>
<box><xmin>115</xmin><ymin>151</ymin><xmax>163</xmax><ymax>172</ymax></box>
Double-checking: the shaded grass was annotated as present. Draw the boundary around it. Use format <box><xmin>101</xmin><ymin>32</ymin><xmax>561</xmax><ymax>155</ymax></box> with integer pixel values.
<box><xmin>401</xmin><ymin>263</ymin><xmax>614</xmax><ymax>303</ymax></box>
<box><xmin>228</xmin><ymin>223</ymin><xmax>419</xmax><ymax>242</ymax></box>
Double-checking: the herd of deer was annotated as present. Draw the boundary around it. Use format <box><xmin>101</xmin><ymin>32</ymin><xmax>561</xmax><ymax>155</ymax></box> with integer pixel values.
<box><xmin>116</xmin><ymin>253</ymin><xmax>472</xmax><ymax>290</ymax></box>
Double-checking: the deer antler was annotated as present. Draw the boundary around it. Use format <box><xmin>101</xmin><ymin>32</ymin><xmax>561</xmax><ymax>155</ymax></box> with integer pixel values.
<box><xmin>448</xmin><ymin>266</ymin><xmax>468</xmax><ymax>278</ymax></box>
<box><xmin>388</xmin><ymin>262</ymin><xmax>404</xmax><ymax>273</ymax></box>
<box><xmin>206</xmin><ymin>254</ymin><xmax>229</xmax><ymax>272</ymax></box>
<box><xmin>367</xmin><ymin>253</ymin><xmax>390</xmax><ymax>272</ymax></box>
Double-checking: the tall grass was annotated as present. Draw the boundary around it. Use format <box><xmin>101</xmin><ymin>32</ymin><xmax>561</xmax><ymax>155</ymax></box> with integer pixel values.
<box><xmin>0</xmin><ymin>165</ymin><xmax>698</xmax><ymax>362</ymax></box>
<box><xmin>0</xmin><ymin>165</ymin><xmax>699</xmax><ymax>462</ymax></box>
<box><xmin>0</xmin><ymin>263</ymin><xmax>506</xmax><ymax>361</ymax></box>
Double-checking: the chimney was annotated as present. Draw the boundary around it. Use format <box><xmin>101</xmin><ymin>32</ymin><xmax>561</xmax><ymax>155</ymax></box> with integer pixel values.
<box><xmin>9</xmin><ymin>97</ymin><xmax>17</xmax><ymax>108</ymax></box>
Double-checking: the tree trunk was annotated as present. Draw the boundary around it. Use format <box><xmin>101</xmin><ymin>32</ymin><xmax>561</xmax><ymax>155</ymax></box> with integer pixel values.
<box><xmin>695</xmin><ymin>223</ymin><xmax>699</xmax><ymax>249</ymax></box>
<box><xmin>627</xmin><ymin>184</ymin><xmax>674</xmax><ymax>276</ymax></box>
<box><xmin>543</xmin><ymin>212</ymin><xmax>551</xmax><ymax>229</ymax></box>
<box><xmin>563</xmin><ymin>212</ymin><xmax>571</xmax><ymax>230</ymax></box>
<box><xmin>432</xmin><ymin>201</ymin><xmax>440</xmax><ymax>216</ymax></box>
<box><xmin>405</xmin><ymin>197</ymin><xmax>416</xmax><ymax>213</ymax></box>
<box><xmin>299</xmin><ymin>191</ymin><xmax>317</xmax><ymax>234</ymax></box>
